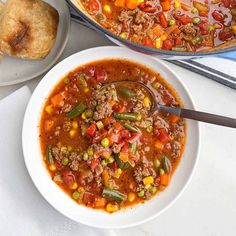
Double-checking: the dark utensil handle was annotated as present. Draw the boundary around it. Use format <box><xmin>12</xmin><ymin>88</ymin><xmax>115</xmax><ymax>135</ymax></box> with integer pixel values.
<box><xmin>159</xmin><ymin>105</ymin><xmax>236</xmax><ymax>128</ymax></box>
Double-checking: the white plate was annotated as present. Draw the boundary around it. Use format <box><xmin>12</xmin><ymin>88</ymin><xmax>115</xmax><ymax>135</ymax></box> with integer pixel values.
<box><xmin>22</xmin><ymin>46</ymin><xmax>200</xmax><ymax>229</ymax></box>
<box><xmin>0</xmin><ymin>0</ymin><xmax>70</xmax><ymax>86</ymax></box>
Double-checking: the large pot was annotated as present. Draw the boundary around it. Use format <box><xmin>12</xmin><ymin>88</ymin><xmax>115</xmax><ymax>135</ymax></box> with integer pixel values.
<box><xmin>67</xmin><ymin>0</ymin><xmax>236</xmax><ymax>60</ymax></box>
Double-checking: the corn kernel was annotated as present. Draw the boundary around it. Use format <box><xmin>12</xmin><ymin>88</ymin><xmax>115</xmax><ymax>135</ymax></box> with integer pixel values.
<box><xmin>128</xmin><ymin>192</ymin><xmax>136</xmax><ymax>202</ymax></box>
<box><xmin>61</xmin><ymin>146</ymin><xmax>67</xmax><ymax>152</ymax></box>
<box><xmin>84</xmin><ymin>87</ymin><xmax>90</xmax><ymax>93</ymax></box>
<box><xmin>143</xmin><ymin>176</ymin><xmax>154</xmax><ymax>186</ymax></box>
<box><xmin>117</xmin><ymin>168</ymin><xmax>122</xmax><ymax>175</ymax></box>
<box><xmin>106</xmin><ymin>203</ymin><xmax>119</xmax><ymax>213</ymax></box>
<box><xmin>69</xmin><ymin>129</ymin><xmax>76</xmax><ymax>138</ymax></box>
<box><xmin>49</xmin><ymin>164</ymin><xmax>56</xmax><ymax>171</ymax></box>
<box><xmin>72</xmin><ymin>121</ymin><xmax>78</xmax><ymax>129</ymax></box>
<box><xmin>67</xmin><ymin>146</ymin><xmax>73</xmax><ymax>152</ymax></box>
<box><xmin>120</xmin><ymin>32</ymin><xmax>127</xmax><ymax>39</ymax></box>
<box><xmin>174</xmin><ymin>0</ymin><xmax>181</xmax><ymax>8</ymax></box>
<box><xmin>103</xmin><ymin>4</ymin><xmax>111</xmax><ymax>14</ymax></box>
<box><xmin>232</xmin><ymin>25</ymin><xmax>236</xmax><ymax>34</ymax></box>
<box><xmin>81</xmin><ymin>112</ymin><xmax>86</xmax><ymax>120</ymax></box>
<box><xmin>155</xmin><ymin>37</ymin><xmax>162</xmax><ymax>49</ymax></box>
<box><xmin>70</xmin><ymin>182</ymin><xmax>78</xmax><ymax>190</ymax></box>
<box><xmin>143</xmin><ymin>97</ymin><xmax>151</xmax><ymax>107</ymax></box>
<box><xmin>45</xmin><ymin>105</ymin><xmax>53</xmax><ymax>114</ymax></box>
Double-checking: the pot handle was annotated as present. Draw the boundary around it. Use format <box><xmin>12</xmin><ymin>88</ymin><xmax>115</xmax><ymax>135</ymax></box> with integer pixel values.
<box><xmin>216</xmin><ymin>51</ymin><xmax>236</xmax><ymax>61</ymax></box>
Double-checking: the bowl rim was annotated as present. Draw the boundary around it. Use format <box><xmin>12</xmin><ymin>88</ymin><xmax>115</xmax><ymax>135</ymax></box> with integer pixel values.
<box><xmin>22</xmin><ymin>46</ymin><xmax>201</xmax><ymax>229</ymax></box>
<box><xmin>67</xmin><ymin>0</ymin><xmax>236</xmax><ymax>57</ymax></box>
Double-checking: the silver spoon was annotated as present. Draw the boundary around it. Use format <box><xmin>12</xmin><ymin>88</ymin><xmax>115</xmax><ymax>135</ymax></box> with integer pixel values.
<box><xmin>108</xmin><ymin>80</ymin><xmax>236</xmax><ymax>128</ymax></box>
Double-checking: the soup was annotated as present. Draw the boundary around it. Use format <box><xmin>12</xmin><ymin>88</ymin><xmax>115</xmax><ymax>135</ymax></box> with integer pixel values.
<box><xmin>39</xmin><ymin>59</ymin><xmax>186</xmax><ymax>212</ymax></box>
<box><xmin>79</xmin><ymin>0</ymin><xmax>236</xmax><ymax>52</ymax></box>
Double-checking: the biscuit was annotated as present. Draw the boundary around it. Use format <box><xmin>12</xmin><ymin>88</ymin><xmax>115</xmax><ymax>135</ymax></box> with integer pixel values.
<box><xmin>0</xmin><ymin>0</ymin><xmax>59</xmax><ymax>60</ymax></box>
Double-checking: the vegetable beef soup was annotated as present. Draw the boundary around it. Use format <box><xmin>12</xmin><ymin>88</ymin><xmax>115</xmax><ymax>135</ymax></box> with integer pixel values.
<box><xmin>80</xmin><ymin>0</ymin><xmax>236</xmax><ymax>52</ymax></box>
<box><xmin>40</xmin><ymin>59</ymin><xmax>186</xmax><ymax>213</ymax></box>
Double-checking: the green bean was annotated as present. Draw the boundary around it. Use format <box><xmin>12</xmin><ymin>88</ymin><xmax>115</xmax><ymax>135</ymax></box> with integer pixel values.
<box><xmin>118</xmin><ymin>87</ymin><xmax>136</xmax><ymax>99</ymax></box>
<box><xmin>113</xmin><ymin>112</ymin><xmax>142</xmax><ymax>121</ymax></box>
<box><xmin>46</xmin><ymin>145</ymin><xmax>54</xmax><ymax>164</ymax></box>
<box><xmin>114</xmin><ymin>155</ymin><xmax>130</xmax><ymax>169</ymax></box>
<box><xmin>124</xmin><ymin>123</ymin><xmax>140</xmax><ymax>133</ymax></box>
<box><xmin>102</xmin><ymin>188</ymin><xmax>127</xmax><ymax>203</ymax></box>
<box><xmin>67</xmin><ymin>102</ymin><xmax>87</xmax><ymax>118</ymax></box>
<box><xmin>131</xmin><ymin>141</ymin><xmax>138</xmax><ymax>155</ymax></box>
<box><xmin>161</xmin><ymin>156</ymin><xmax>171</xmax><ymax>173</ymax></box>
<box><xmin>77</xmin><ymin>74</ymin><xmax>87</xmax><ymax>87</ymax></box>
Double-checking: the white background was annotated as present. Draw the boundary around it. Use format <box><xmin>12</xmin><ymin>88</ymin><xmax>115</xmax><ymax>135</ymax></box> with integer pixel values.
<box><xmin>0</xmin><ymin>22</ymin><xmax>236</xmax><ymax>236</ymax></box>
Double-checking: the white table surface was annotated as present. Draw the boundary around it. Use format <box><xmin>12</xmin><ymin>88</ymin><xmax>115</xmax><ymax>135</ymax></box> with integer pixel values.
<box><xmin>1</xmin><ymin>22</ymin><xmax>236</xmax><ymax>236</ymax></box>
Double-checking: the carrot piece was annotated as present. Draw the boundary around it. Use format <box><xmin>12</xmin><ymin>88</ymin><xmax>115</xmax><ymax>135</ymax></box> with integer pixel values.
<box><xmin>113</xmin><ymin>122</ymin><xmax>124</xmax><ymax>131</ymax></box>
<box><xmin>44</xmin><ymin>119</ymin><xmax>54</xmax><ymax>131</ymax></box>
<box><xmin>169</xmin><ymin>114</ymin><xmax>180</xmax><ymax>123</ymax></box>
<box><xmin>51</xmin><ymin>93</ymin><xmax>64</xmax><ymax>107</ymax></box>
<box><xmin>102</xmin><ymin>170</ymin><xmax>110</xmax><ymax>183</ymax></box>
<box><xmin>119</xmin><ymin>152</ymin><xmax>129</xmax><ymax>162</ymax></box>
<box><xmin>160</xmin><ymin>174</ymin><xmax>170</xmax><ymax>186</ymax></box>
<box><xmin>108</xmin><ymin>99</ymin><xmax>116</xmax><ymax>107</ymax></box>
<box><xmin>152</xmin><ymin>24</ymin><xmax>165</xmax><ymax>37</ymax></box>
<box><xmin>126</xmin><ymin>0</ymin><xmax>144</xmax><ymax>10</ymax></box>
<box><xmin>181</xmin><ymin>3</ymin><xmax>192</xmax><ymax>11</ymax></box>
<box><xmin>161</xmin><ymin>0</ymin><xmax>171</xmax><ymax>11</ymax></box>
<box><xmin>101</xmin><ymin>150</ymin><xmax>112</xmax><ymax>158</ymax></box>
<box><xmin>154</xmin><ymin>140</ymin><xmax>164</xmax><ymax>150</ymax></box>
<box><xmin>114</xmin><ymin>0</ymin><xmax>126</xmax><ymax>7</ymax></box>
<box><xmin>95</xmin><ymin>197</ymin><xmax>106</xmax><ymax>208</ymax></box>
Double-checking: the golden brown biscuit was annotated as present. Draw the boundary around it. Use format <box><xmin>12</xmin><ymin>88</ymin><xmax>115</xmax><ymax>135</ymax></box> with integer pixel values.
<box><xmin>0</xmin><ymin>2</ymin><xmax>4</xmax><ymax>18</ymax></box>
<box><xmin>0</xmin><ymin>0</ymin><xmax>59</xmax><ymax>60</ymax></box>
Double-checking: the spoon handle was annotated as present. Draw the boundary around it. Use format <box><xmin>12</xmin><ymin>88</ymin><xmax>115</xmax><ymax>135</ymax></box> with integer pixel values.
<box><xmin>159</xmin><ymin>105</ymin><xmax>236</xmax><ymax>128</ymax></box>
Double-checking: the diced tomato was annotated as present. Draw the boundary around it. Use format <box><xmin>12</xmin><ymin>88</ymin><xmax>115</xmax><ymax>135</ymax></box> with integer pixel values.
<box><xmin>127</xmin><ymin>133</ymin><xmax>140</xmax><ymax>143</ymax></box>
<box><xmin>120</xmin><ymin>129</ymin><xmax>130</xmax><ymax>139</ymax></box>
<box><xmin>108</xmin><ymin>161</ymin><xmax>118</xmax><ymax>171</ymax></box>
<box><xmin>113</xmin><ymin>103</ymin><xmax>127</xmax><ymax>112</ymax></box>
<box><xmin>162</xmin><ymin>39</ymin><xmax>173</xmax><ymax>50</ymax></box>
<box><xmin>159</xmin><ymin>13</ymin><xmax>168</xmax><ymax>28</ymax></box>
<box><xmin>175</xmin><ymin>14</ymin><xmax>192</xmax><ymax>25</ymax></box>
<box><xmin>95</xmin><ymin>69</ymin><xmax>107</xmax><ymax>82</ymax></box>
<box><xmin>44</xmin><ymin>119</ymin><xmax>54</xmax><ymax>132</ymax></box>
<box><xmin>222</xmin><ymin>0</ymin><xmax>230</xmax><ymax>7</ymax></box>
<box><xmin>198</xmin><ymin>21</ymin><xmax>209</xmax><ymax>35</ymax></box>
<box><xmin>88</xmin><ymin>0</ymin><xmax>99</xmax><ymax>11</ymax></box>
<box><xmin>175</xmin><ymin>37</ymin><xmax>183</xmax><ymax>46</ymax></box>
<box><xmin>212</xmin><ymin>10</ymin><xmax>224</xmax><ymax>22</ymax></box>
<box><xmin>108</xmin><ymin>132</ymin><xmax>120</xmax><ymax>144</ymax></box>
<box><xmin>62</xmin><ymin>170</ymin><xmax>75</xmax><ymax>186</ymax></box>
<box><xmin>83</xmin><ymin>192</ymin><xmax>95</xmax><ymax>205</ymax></box>
<box><xmin>143</xmin><ymin>37</ymin><xmax>153</xmax><ymax>47</ymax></box>
<box><xmin>89</xmin><ymin>158</ymin><xmax>99</xmax><ymax>170</ymax></box>
<box><xmin>219</xmin><ymin>29</ymin><xmax>233</xmax><ymax>41</ymax></box>
<box><xmin>158</xmin><ymin>129</ymin><xmax>170</xmax><ymax>143</ymax></box>
<box><xmin>121</xmin><ymin>143</ymin><xmax>129</xmax><ymax>153</ymax></box>
<box><xmin>86</xmin><ymin>124</ymin><xmax>97</xmax><ymax>137</ymax></box>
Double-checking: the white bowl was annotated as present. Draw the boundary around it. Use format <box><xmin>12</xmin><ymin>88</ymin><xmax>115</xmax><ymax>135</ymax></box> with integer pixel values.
<box><xmin>22</xmin><ymin>46</ymin><xmax>200</xmax><ymax>229</ymax></box>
